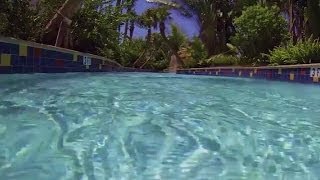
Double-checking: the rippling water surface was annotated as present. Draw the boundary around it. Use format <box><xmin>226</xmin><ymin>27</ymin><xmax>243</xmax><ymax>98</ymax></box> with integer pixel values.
<box><xmin>0</xmin><ymin>73</ymin><xmax>320</xmax><ymax>180</ymax></box>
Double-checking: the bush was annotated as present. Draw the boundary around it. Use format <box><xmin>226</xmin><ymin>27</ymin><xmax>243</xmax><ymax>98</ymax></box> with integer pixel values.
<box><xmin>203</xmin><ymin>54</ymin><xmax>240</xmax><ymax>66</ymax></box>
<box><xmin>269</xmin><ymin>38</ymin><xmax>320</xmax><ymax>65</ymax></box>
<box><xmin>118</xmin><ymin>39</ymin><xmax>147</xmax><ymax>66</ymax></box>
<box><xmin>168</xmin><ymin>25</ymin><xmax>187</xmax><ymax>50</ymax></box>
<box><xmin>231</xmin><ymin>5</ymin><xmax>288</xmax><ymax>60</ymax></box>
<box><xmin>180</xmin><ymin>37</ymin><xmax>207</xmax><ymax>68</ymax></box>
<box><xmin>190</xmin><ymin>37</ymin><xmax>207</xmax><ymax>62</ymax></box>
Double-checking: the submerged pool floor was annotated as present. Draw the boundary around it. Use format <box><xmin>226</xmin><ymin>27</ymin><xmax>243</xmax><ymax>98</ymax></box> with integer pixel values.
<box><xmin>0</xmin><ymin>73</ymin><xmax>320</xmax><ymax>179</ymax></box>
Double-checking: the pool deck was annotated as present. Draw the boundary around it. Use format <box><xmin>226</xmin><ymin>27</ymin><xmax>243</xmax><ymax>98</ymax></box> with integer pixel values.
<box><xmin>177</xmin><ymin>64</ymin><xmax>320</xmax><ymax>84</ymax></box>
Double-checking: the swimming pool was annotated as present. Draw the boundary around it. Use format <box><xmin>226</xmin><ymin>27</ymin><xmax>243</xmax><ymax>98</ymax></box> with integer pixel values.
<box><xmin>0</xmin><ymin>73</ymin><xmax>319</xmax><ymax>179</ymax></box>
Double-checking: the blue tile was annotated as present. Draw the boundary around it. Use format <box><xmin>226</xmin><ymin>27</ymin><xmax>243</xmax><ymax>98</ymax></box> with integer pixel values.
<box><xmin>41</xmin><ymin>49</ymin><xmax>49</xmax><ymax>57</ymax></box>
<box><xmin>42</xmin><ymin>58</ymin><xmax>56</xmax><ymax>67</ymax></box>
<box><xmin>65</xmin><ymin>53</ymin><xmax>73</xmax><ymax>61</ymax></box>
<box><xmin>26</xmin><ymin>56</ymin><xmax>34</xmax><ymax>66</ymax></box>
<box><xmin>11</xmin><ymin>55</ymin><xmax>20</xmax><ymax>66</ymax></box>
<box><xmin>91</xmin><ymin>58</ymin><xmax>100</xmax><ymax>65</ymax></box>
<box><xmin>12</xmin><ymin>66</ymin><xmax>24</xmax><ymax>73</ymax></box>
<box><xmin>19</xmin><ymin>56</ymin><xmax>27</xmax><ymax>66</ymax></box>
<box><xmin>0</xmin><ymin>67</ymin><xmax>12</xmax><ymax>74</ymax></box>
<box><xmin>44</xmin><ymin>50</ymin><xmax>56</xmax><ymax>59</ymax></box>
<box><xmin>24</xmin><ymin>67</ymin><xmax>34</xmax><ymax>73</ymax></box>
<box><xmin>0</xmin><ymin>42</ymin><xmax>11</xmax><ymax>54</ymax></box>
<box><xmin>27</xmin><ymin>47</ymin><xmax>34</xmax><ymax>57</ymax></box>
<box><xmin>33</xmin><ymin>57</ymin><xmax>41</xmax><ymax>66</ymax></box>
<box><xmin>10</xmin><ymin>44</ymin><xmax>19</xmax><ymax>55</ymax></box>
<box><xmin>55</xmin><ymin>52</ymin><xmax>68</xmax><ymax>60</ymax></box>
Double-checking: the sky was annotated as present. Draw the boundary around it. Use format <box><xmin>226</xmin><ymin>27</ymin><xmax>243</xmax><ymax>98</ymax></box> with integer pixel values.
<box><xmin>128</xmin><ymin>0</ymin><xmax>199</xmax><ymax>38</ymax></box>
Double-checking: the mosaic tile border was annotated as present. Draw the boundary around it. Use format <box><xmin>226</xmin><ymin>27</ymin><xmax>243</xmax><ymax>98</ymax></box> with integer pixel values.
<box><xmin>177</xmin><ymin>65</ymin><xmax>320</xmax><ymax>84</ymax></box>
<box><xmin>0</xmin><ymin>37</ymin><xmax>150</xmax><ymax>74</ymax></box>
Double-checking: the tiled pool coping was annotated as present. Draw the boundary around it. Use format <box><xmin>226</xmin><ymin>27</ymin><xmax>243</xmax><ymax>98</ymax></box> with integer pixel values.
<box><xmin>0</xmin><ymin>36</ymin><xmax>151</xmax><ymax>74</ymax></box>
<box><xmin>177</xmin><ymin>64</ymin><xmax>320</xmax><ymax>84</ymax></box>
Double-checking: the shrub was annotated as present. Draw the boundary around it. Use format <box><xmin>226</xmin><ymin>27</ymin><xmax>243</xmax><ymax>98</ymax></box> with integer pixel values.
<box><xmin>179</xmin><ymin>37</ymin><xmax>207</xmax><ymax>68</ymax></box>
<box><xmin>269</xmin><ymin>38</ymin><xmax>320</xmax><ymax>65</ymax></box>
<box><xmin>203</xmin><ymin>54</ymin><xmax>240</xmax><ymax>66</ymax></box>
<box><xmin>231</xmin><ymin>5</ymin><xmax>288</xmax><ymax>60</ymax></box>
<box><xmin>190</xmin><ymin>37</ymin><xmax>207</xmax><ymax>63</ymax></box>
<box><xmin>118</xmin><ymin>39</ymin><xmax>148</xmax><ymax>67</ymax></box>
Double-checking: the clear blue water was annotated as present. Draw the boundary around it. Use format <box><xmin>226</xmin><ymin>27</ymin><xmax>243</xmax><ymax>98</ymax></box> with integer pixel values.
<box><xmin>0</xmin><ymin>73</ymin><xmax>320</xmax><ymax>180</ymax></box>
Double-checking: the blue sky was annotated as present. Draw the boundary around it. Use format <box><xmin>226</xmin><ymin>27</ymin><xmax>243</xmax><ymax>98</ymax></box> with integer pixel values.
<box><xmin>127</xmin><ymin>0</ymin><xmax>199</xmax><ymax>38</ymax></box>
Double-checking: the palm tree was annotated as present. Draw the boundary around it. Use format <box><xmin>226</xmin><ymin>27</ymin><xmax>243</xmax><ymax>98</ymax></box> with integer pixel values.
<box><xmin>135</xmin><ymin>6</ymin><xmax>185</xmax><ymax>69</ymax></box>
<box><xmin>123</xmin><ymin>0</ymin><xmax>137</xmax><ymax>40</ymax></box>
<box><xmin>145</xmin><ymin>0</ymin><xmax>232</xmax><ymax>56</ymax></box>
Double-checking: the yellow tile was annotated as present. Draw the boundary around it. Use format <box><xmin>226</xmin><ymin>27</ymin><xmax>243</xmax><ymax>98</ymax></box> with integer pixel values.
<box><xmin>99</xmin><ymin>64</ymin><xmax>102</xmax><ymax>70</ymax></box>
<box><xmin>250</xmin><ymin>72</ymin><xmax>253</xmax><ymax>77</ymax></box>
<box><xmin>289</xmin><ymin>73</ymin><xmax>295</xmax><ymax>81</ymax></box>
<box><xmin>254</xmin><ymin>69</ymin><xmax>257</xmax><ymax>74</ymax></box>
<box><xmin>0</xmin><ymin>54</ymin><xmax>11</xmax><ymax>66</ymax></box>
<box><xmin>278</xmin><ymin>68</ymin><xmax>282</xmax><ymax>74</ymax></box>
<box><xmin>86</xmin><ymin>65</ymin><xmax>89</xmax><ymax>69</ymax></box>
<box><xmin>239</xmin><ymin>71</ymin><xmax>242</xmax><ymax>76</ymax></box>
<box><xmin>19</xmin><ymin>44</ymin><xmax>27</xmax><ymax>56</ymax></box>
<box><xmin>313</xmin><ymin>76</ymin><xmax>319</xmax><ymax>83</ymax></box>
<box><xmin>73</xmin><ymin>54</ymin><xmax>77</xmax><ymax>61</ymax></box>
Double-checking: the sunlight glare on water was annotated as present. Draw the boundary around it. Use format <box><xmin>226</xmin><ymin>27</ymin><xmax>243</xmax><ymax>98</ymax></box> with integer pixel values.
<box><xmin>0</xmin><ymin>73</ymin><xmax>320</xmax><ymax>180</ymax></box>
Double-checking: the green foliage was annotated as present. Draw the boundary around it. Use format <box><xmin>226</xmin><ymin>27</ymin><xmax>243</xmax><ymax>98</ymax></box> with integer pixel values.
<box><xmin>306</xmin><ymin>1</ymin><xmax>320</xmax><ymax>39</ymax></box>
<box><xmin>147</xmin><ymin>33</ymin><xmax>170</xmax><ymax>70</ymax></box>
<box><xmin>202</xmin><ymin>54</ymin><xmax>240</xmax><ymax>67</ymax></box>
<box><xmin>269</xmin><ymin>38</ymin><xmax>320</xmax><ymax>65</ymax></box>
<box><xmin>0</xmin><ymin>13</ymin><xmax>8</xmax><ymax>34</ymax></box>
<box><xmin>231</xmin><ymin>5</ymin><xmax>288</xmax><ymax>60</ymax></box>
<box><xmin>71</xmin><ymin>0</ymin><xmax>123</xmax><ymax>55</ymax></box>
<box><xmin>181</xmin><ymin>37</ymin><xmax>208</xmax><ymax>68</ymax></box>
<box><xmin>118</xmin><ymin>39</ymin><xmax>147</xmax><ymax>66</ymax></box>
<box><xmin>190</xmin><ymin>37</ymin><xmax>208</xmax><ymax>62</ymax></box>
<box><xmin>168</xmin><ymin>25</ymin><xmax>187</xmax><ymax>51</ymax></box>
<box><xmin>0</xmin><ymin>0</ymin><xmax>43</xmax><ymax>41</ymax></box>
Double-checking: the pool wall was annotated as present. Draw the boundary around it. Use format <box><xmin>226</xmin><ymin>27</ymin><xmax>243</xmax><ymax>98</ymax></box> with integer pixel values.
<box><xmin>0</xmin><ymin>37</ymin><xmax>149</xmax><ymax>74</ymax></box>
<box><xmin>177</xmin><ymin>65</ymin><xmax>320</xmax><ymax>84</ymax></box>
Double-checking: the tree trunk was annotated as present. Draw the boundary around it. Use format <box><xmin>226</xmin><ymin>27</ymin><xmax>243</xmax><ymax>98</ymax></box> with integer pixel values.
<box><xmin>129</xmin><ymin>20</ymin><xmax>135</xmax><ymax>40</ymax></box>
<box><xmin>116</xmin><ymin>0</ymin><xmax>123</xmax><ymax>32</ymax></box>
<box><xmin>124</xmin><ymin>21</ymin><xmax>129</xmax><ymax>39</ymax></box>
<box><xmin>306</xmin><ymin>0</ymin><xmax>320</xmax><ymax>39</ymax></box>
<box><xmin>288</xmin><ymin>0</ymin><xmax>296</xmax><ymax>42</ymax></box>
<box><xmin>124</xmin><ymin>0</ymin><xmax>133</xmax><ymax>40</ymax></box>
<box><xmin>147</xmin><ymin>26</ymin><xmax>152</xmax><ymax>42</ymax></box>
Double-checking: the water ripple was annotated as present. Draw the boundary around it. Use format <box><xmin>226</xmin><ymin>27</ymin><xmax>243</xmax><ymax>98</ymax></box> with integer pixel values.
<box><xmin>0</xmin><ymin>73</ymin><xmax>320</xmax><ymax>179</ymax></box>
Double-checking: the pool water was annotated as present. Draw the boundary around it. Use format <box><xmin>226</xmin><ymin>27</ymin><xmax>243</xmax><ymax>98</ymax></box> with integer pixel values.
<box><xmin>0</xmin><ymin>73</ymin><xmax>320</xmax><ymax>180</ymax></box>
